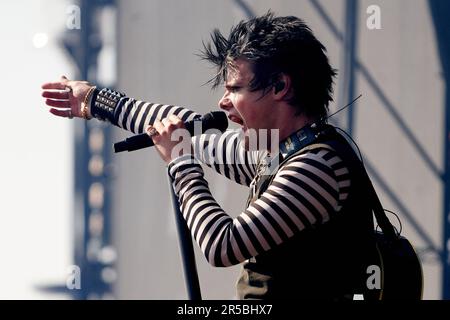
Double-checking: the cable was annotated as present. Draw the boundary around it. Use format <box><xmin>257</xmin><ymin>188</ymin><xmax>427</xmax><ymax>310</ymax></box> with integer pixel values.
<box><xmin>325</xmin><ymin>94</ymin><xmax>362</xmax><ymax>121</ymax></box>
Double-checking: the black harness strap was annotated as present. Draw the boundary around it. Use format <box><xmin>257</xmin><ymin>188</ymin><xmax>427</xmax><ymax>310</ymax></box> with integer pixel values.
<box><xmin>247</xmin><ymin>128</ymin><xmax>398</xmax><ymax>242</ymax></box>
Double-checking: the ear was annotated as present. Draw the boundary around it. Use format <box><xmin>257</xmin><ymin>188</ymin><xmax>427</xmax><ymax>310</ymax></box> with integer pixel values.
<box><xmin>272</xmin><ymin>73</ymin><xmax>292</xmax><ymax>101</ymax></box>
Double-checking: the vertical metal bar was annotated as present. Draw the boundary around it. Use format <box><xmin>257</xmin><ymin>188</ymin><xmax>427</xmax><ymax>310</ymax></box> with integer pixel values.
<box><xmin>233</xmin><ymin>0</ymin><xmax>255</xmax><ymax>19</ymax></box>
<box><xmin>441</xmin><ymin>59</ymin><xmax>450</xmax><ymax>300</ymax></box>
<box><xmin>428</xmin><ymin>0</ymin><xmax>450</xmax><ymax>300</ymax></box>
<box><xmin>69</xmin><ymin>0</ymin><xmax>116</xmax><ymax>299</ymax></box>
<box><xmin>443</xmin><ymin>93</ymin><xmax>450</xmax><ymax>300</ymax></box>
<box><xmin>75</xmin><ymin>0</ymin><xmax>92</xmax><ymax>299</ymax></box>
<box><xmin>168</xmin><ymin>176</ymin><xmax>202</xmax><ymax>300</ymax></box>
<box><xmin>339</xmin><ymin>0</ymin><xmax>359</xmax><ymax>136</ymax></box>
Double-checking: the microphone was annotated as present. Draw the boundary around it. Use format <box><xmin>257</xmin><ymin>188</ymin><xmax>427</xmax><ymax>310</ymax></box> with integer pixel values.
<box><xmin>113</xmin><ymin>111</ymin><xmax>228</xmax><ymax>153</ymax></box>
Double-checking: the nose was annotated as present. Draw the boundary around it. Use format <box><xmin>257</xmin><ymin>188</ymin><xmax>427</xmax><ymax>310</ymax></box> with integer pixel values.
<box><xmin>218</xmin><ymin>91</ymin><xmax>232</xmax><ymax>111</ymax></box>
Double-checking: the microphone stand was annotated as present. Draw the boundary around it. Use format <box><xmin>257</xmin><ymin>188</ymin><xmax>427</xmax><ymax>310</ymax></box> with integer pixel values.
<box><xmin>167</xmin><ymin>175</ymin><xmax>202</xmax><ymax>300</ymax></box>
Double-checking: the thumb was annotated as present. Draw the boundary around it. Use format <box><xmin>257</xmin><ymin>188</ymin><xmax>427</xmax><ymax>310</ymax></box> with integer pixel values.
<box><xmin>60</xmin><ymin>75</ymin><xmax>69</xmax><ymax>83</ymax></box>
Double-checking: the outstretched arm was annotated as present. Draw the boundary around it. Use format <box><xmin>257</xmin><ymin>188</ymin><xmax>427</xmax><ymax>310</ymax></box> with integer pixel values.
<box><xmin>41</xmin><ymin>76</ymin><xmax>199</xmax><ymax>129</ymax></box>
<box><xmin>41</xmin><ymin>76</ymin><xmax>258</xmax><ymax>185</ymax></box>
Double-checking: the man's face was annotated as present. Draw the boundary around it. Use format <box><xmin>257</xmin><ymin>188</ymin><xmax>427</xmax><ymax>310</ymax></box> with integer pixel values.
<box><xmin>218</xmin><ymin>59</ymin><xmax>277</xmax><ymax>149</ymax></box>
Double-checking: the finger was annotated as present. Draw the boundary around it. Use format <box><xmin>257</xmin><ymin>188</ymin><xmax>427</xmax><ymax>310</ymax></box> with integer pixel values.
<box><xmin>49</xmin><ymin>108</ymin><xmax>72</xmax><ymax>118</ymax></box>
<box><xmin>45</xmin><ymin>99</ymin><xmax>71</xmax><ymax>109</ymax></box>
<box><xmin>161</xmin><ymin>118</ymin><xmax>179</xmax><ymax>130</ymax></box>
<box><xmin>42</xmin><ymin>91</ymin><xmax>70</xmax><ymax>100</ymax></box>
<box><xmin>162</xmin><ymin>117</ymin><xmax>180</xmax><ymax>132</ymax></box>
<box><xmin>168</xmin><ymin>114</ymin><xmax>183</xmax><ymax>126</ymax></box>
<box><xmin>161</xmin><ymin>118</ymin><xmax>171</xmax><ymax>127</ymax></box>
<box><xmin>146</xmin><ymin>125</ymin><xmax>159</xmax><ymax>137</ymax></box>
<box><xmin>41</xmin><ymin>82</ymin><xmax>67</xmax><ymax>90</ymax></box>
<box><xmin>153</xmin><ymin>119</ymin><xmax>165</xmax><ymax>131</ymax></box>
<box><xmin>60</xmin><ymin>75</ymin><xmax>71</xmax><ymax>85</ymax></box>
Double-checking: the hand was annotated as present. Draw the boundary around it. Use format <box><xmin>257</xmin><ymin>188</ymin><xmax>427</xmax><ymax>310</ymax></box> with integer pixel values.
<box><xmin>41</xmin><ymin>75</ymin><xmax>93</xmax><ymax>119</ymax></box>
<box><xmin>146</xmin><ymin>115</ymin><xmax>192</xmax><ymax>164</ymax></box>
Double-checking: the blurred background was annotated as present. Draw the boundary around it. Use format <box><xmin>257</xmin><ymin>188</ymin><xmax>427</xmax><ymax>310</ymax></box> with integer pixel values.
<box><xmin>0</xmin><ymin>0</ymin><xmax>448</xmax><ymax>299</ymax></box>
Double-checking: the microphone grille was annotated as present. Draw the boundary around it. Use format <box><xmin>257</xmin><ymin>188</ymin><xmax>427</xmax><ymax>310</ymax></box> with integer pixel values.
<box><xmin>203</xmin><ymin>111</ymin><xmax>228</xmax><ymax>132</ymax></box>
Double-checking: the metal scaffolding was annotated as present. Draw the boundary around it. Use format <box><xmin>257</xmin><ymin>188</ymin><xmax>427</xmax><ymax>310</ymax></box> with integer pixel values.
<box><xmin>309</xmin><ymin>0</ymin><xmax>450</xmax><ymax>299</ymax></box>
<box><xmin>62</xmin><ymin>0</ymin><xmax>450</xmax><ymax>299</ymax></box>
<box><xmin>63</xmin><ymin>0</ymin><xmax>117</xmax><ymax>299</ymax></box>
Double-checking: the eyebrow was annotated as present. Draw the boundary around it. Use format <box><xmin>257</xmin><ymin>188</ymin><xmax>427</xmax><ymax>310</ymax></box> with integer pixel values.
<box><xmin>225</xmin><ymin>82</ymin><xmax>244</xmax><ymax>89</ymax></box>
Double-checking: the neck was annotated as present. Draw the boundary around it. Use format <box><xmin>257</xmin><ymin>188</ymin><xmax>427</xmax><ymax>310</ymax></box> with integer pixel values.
<box><xmin>279</xmin><ymin>116</ymin><xmax>315</xmax><ymax>141</ymax></box>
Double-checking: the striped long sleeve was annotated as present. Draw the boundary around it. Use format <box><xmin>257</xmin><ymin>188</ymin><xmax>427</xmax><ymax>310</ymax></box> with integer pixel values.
<box><xmin>168</xmin><ymin>147</ymin><xmax>351</xmax><ymax>267</ymax></box>
<box><xmin>109</xmin><ymin>96</ymin><xmax>199</xmax><ymax>134</ymax></box>
<box><xmin>92</xmin><ymin>92</ymin><xmax>260</xmax><ymax>186</ymax></box>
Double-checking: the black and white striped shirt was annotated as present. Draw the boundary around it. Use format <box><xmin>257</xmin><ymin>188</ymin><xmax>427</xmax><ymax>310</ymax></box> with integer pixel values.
<box><xmin>105</xmin><ymin>95</ymin><xmax>351</xmax><ymax>267</ymax></box>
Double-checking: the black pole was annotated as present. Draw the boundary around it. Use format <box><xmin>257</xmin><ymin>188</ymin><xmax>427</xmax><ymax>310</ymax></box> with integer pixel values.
<box><xmin>167</xmin><ymin>175</ymin><xmax>202</xmax><ymax>300</ymax></box>
<box><xmin>429</xmin><ymin>0</ymin><xmax>450</xmax><ymax>300</ymax></box>
<box><xmin>340</xmin><ymin>0</ymin><xmax>358</xmax><ymax>136</ymax></box>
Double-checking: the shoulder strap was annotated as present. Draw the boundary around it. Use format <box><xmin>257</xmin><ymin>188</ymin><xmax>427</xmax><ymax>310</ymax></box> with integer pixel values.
<box><xmin>319</xmin><ymin>136</ymin><xmax>399</xmax><ymax>241</ymax></box>
<box><xmin>248</xmin><ymin>130</ymin><xmax>398</xmax><ymax>242</ymax></box>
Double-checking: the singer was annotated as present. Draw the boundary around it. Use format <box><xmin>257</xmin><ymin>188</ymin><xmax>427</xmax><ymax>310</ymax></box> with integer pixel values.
<box><xmin>42</xmin><ymin>12</ymin><xmax>379</xmax><ymax>299</ymax></box>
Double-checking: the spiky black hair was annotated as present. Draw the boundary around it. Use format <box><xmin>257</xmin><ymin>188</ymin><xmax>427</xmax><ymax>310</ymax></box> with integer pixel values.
<box><xmin>200</xmin><ymin>11</ymin><xmax>337</xmax><ymax>119</ymax></box>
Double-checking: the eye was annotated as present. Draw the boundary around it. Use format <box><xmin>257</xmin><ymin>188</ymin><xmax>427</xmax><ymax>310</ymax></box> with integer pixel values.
<box><xmin>227</xmin><ymin>86</ymin><xmax>240</xmax><ymax>93</ymax></box>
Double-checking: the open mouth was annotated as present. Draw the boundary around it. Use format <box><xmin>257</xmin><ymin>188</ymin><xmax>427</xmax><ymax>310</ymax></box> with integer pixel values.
<box><xmin>228</xmin><ymin>114</ymin><xmax>245</xmax><ymax>126</ymax></box>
